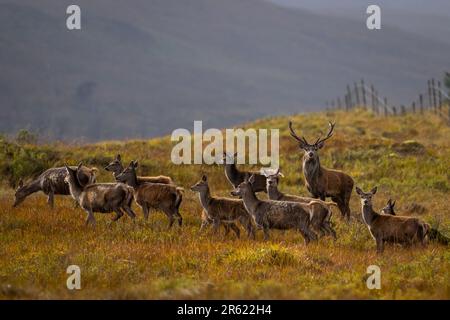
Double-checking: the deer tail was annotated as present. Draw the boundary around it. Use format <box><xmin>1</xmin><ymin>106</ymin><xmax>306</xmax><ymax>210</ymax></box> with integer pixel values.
<box><xmin>175</xmin><ymin>187</ymin><xmax>184</xmax><ymax>210</ymax></box>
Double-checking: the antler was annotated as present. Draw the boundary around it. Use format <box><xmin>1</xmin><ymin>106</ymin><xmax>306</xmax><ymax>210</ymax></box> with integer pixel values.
<box><xmin>288</xmin><ymin>121</ymin><xmax>309</xmax><ymax>146</ymax></box>
<box><xmin>315</xmin><ymin>121</ymin><xmax>335</xmax><ymax>145</ymax></box>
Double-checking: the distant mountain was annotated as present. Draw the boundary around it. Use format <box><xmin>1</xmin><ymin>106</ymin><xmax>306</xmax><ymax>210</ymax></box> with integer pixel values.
<box><xmin>1</xmin><ymin>0</ymin><xmax>449</xmax><ymax>141</ymax></box>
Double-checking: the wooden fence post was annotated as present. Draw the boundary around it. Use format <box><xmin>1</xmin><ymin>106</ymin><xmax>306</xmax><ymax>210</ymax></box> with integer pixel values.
<box><xmin>392</xmin><ymin>106</ymin><xmax>397</xmax><ymax>116</ymax></box>
<box><xmin>428</xmin><ymin>80</ymin><xmax>432</xmax><ymax>109</ymax></box>
<box><xmin>432</xmin><ymin>78</ymin><xmax>437</xmax><ymax>112</ymax></box>
<box><xmin>419</xmin><ymin>94</ymin><xmax>424</xmax><ymax>113</ymax></box>
<box><xmin>412</xmin><ymin>102</ymin><xmax>416</xmax><ymax>113</ymax></box>
<box><xmin>361</xmin><ymin>79</ymin><xmax>367</xmax><ymax>108</ymax></box>
<box><xmin>347</xmin><ymin>85</ymin><xmax>353</xmax><ymax>109</ymax></box>
<box><xmin>371</xmin><ymin>84</ymin><xmax>375</xmax><ymax>110</ymax></box>
<box><xmin>438</xmin><ymin>81</ymin><xmax>442</xmax><ymax>110</ymax></box>
<box><xmin>354</xmin><ymin>82</ymin><xmax>360</xmax><ymax>107</ymax></box>
<box><xmin>400</xmin><ymin>105</ymin><xmax>406</xmax><ymax>115</ymax></box>
<box><xmin>337</xmin><ymin>97</ymin><xmax>342</xmax><ymax>109</ymax></box>
<box><xmin>384</xmin><ymin>106</ymin><xmax>388</xmax><ymax>117</ymax></box>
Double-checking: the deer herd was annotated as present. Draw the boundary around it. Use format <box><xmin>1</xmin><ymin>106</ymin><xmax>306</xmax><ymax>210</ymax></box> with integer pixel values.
<box><xmin>12</xmin><ymin>121</ymin><xmax>447</xmax><ymax>253</ymax></box>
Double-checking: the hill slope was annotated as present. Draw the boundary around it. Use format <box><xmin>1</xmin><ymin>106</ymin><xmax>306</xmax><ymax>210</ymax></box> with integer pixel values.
<box><xmin>0</xmin><ymin>109</ymin><xmax>449</xmax><ymax>299</ymax></box>
<box><xmin>1</xmin><ymin>0</ymin><xmax>450</xmax><ymax>140</ymax></box>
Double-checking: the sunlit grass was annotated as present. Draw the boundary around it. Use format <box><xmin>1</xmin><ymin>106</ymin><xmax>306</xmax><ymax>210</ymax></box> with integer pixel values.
<box><xmin>0</xmin><ymin>108</ymin><xmax>449</xmax><ymax>299</ymax></box>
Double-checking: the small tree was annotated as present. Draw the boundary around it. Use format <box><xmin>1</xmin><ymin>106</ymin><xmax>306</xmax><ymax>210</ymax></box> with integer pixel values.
<box><xmin>16</xmin><ymin>129</ymin><xmax>38</xmax><ymax>145</ymax></box>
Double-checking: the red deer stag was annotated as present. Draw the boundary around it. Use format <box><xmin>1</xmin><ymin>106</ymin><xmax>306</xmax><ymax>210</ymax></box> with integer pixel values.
<box><xmin>288</xmin><ymin>121</ymin><xmax>354</xmax><ymax>220</ymax></box>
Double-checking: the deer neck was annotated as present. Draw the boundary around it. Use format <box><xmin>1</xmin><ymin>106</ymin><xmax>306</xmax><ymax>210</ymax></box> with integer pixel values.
<box><xmin>303</xmin><ymin>156</ymin><xmax>321</xmax><ymax>184</ymax></box>
<box><xmin>240</xmin><ymin>189</ymin><xmax>260</xmax><ymax>216</ymax></box>
<box><xmin>66</xmin><ymin>177</ymin><xmax>83</xmax><ymax>201</ymax></box>
<box><xmin>267</xmin><ymin>185</ymin><xmax>283</xmax><ymax>200</ymax></box>
<box><xmin>198</xmin><ymin>187</ymin><xmax>212</xmax><ymax>211</ymax></box>
<box><xmin>362</xmin><ymin>204</ymin><xmax>378</xmax><ymax>226</ymax></box>
<box><xmin>224</xmin><ymin>163</ymin><xmax>240</xmax><ymax>184</ymax></box>
<box><xmin>113</xmin><ymin>165</ymin><xmax>124</xmax><ymax>180</ymax></box>
<box><xmin>128</xmin><ymin>172</ymin><xmax>139</xmax><ymax>189</ymax></box>
<box><xmin>21</xmin><ymin>179</ymin><xmax>42</xmax><ymax>197</ymax></box>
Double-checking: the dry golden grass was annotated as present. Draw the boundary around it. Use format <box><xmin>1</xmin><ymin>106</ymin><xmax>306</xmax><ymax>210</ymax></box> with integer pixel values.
<box><xmin>0</xmin><ymin>109</ymin><xmax>449</xmax><ymax>299</ymax></box>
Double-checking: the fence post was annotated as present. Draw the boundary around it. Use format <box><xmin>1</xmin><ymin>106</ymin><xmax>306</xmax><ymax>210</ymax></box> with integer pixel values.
<box><xmin>361</xmin><ymin>79</ymin><xmax>367</xmax><ymax>108</ymax></box>
<box><xmin>370</xmin><ymin>84</ymin><xmax>375</xmax><ymax>110</ymax></box>
<box><xmin>347</xmin><ymin>85</ymin><xmax>353</xmax><ymax>109</ymax></box>
<box><xmin>419</xmin><ymin>94</ymin><xmax>424</xmax><ymax>113</ymax></box>
<box><xmin>384</xmin><ymin>106</ymin><xmax>388</xmax><ymax>117</ymax></box>
<box><xmin>432</xmin><ymin>78</ymin><xmax>437</xmax><ymax>112</ymax></box>
<box><xmin>337</xmin><ymin>97</ymin><xmax>342</xmax><ymax>109</ymax></box>
<box><xmin>354</xmin><ymin>82</ymin><xmax>360</xmax><ymax>107</ymax></box>
<box><xmin>412</xmin><ymin>102</ymin><xmax>416</xmax><ymax>113</ymax></box>
<box><xmin>400</xmin><ymin>105</ymin><xmax>406</xmax><ymax>115</ymax></box>
<box><xmin>438</xmin><ymin>81</ymin><xmax>442</xmax><ymax>110</ymax></box>
<box><xmin>392</xmin><ymin>106</ymin><xmax>397</xmax><ymax>116</ymax></box>
<box><xmin>428</xmin><ymin>80</ymin><xmax>432</xmax><ymax>109</ymax></box>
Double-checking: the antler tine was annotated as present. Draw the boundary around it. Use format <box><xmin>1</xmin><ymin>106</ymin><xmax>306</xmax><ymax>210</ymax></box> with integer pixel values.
<box><xmin>316</xmin><ymin>121</ymin><xmax>335</xmax><ymax>145</ymax></box>
<box><xmin>288</xmin><ymin>121</ymin><xmax>309</xmax><ymax>145</ymax></box>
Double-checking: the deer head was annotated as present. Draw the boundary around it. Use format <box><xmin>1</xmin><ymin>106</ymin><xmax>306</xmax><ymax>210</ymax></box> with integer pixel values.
<box><xmin>190</xmin><ymin>174</ymin><xmax>209</xmax><ymax>192</ymax></box>
<box><xmin>260</xmin><ymin>167</ymin><xmax>284</xmax><ymax>188</ymax></box>
<box><xmin>115</xmin><ymin>160</ymin><xmax>138</xmax><ymax>184</ymax></box>
<box><xmin>381</xmin><ymin>199</ymin><xmax>396</xmax><ymax>215</ymax></box>
<box><xmin>230</xmin><ymin>174</ymin><xmax>255</xmax><ymax>197</ymax></box>
<box><xmin>104</xmin><ymin>154</ymin><xmax>123</xmax><ymax>175</ymax></box>
<box><xmin>288</xmin><ymin>121</ymin><xmax>335</xmax><ymax>162</ymax></box>
<box><xmin>355</xmin><ymin>186</ymin><xmax>377</xmax><ymax>207</ymax></box>
<box><xmin>13</xmin><ymin>179</ymin><xmax>26</xmax><ymax>207</ymax></box>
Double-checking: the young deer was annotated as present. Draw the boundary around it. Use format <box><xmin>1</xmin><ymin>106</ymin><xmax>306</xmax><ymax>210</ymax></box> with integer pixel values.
<box><xmin>231</xmin><ymin>174</ymin><xmax>318</xmax><ymax>243</ymax></box>
<box><xmin>116</xmin><ymin>161</ymin><xmax>183</xmax><ymax>228</ymax></box>
<box><xmin>222</xmin><ymin>153</ymin><xmax>266</xmax><ymax>193</ymax></box>
<box><xmin>65</xmin><ymin>164</ymin><xmax>136</xmax><ymax>226</ymax></box>
<box><xmin>190</xmin><ymin>175</ymin><xmax>255</xmax><ymax>239</ymax></box>
<box><xmin>105</xmin><ymin>154</ymin><xmax>173</xmax><ymax>185</ymax></box>
<box><xmin>13</xmin><ymin>165</ymin><xmax>98</xmax><ymax>208</ymax></box>
<box><xmin>382</xmin><ymin>198</ymin><xmax>449</xmax><ymax>245</ymax></box>
<box><xmin>356</xmin><ymin>187</ymin><xmax>430</xmax><ymax>253</ymax></box>
<box><xmin>262</xmin><ymin>168</ymin><xmax>337</xmax><ymax>240</ymax></box>
<box><xmin>289</xmin><ymin>121</ymin><xmax>354</xmax><ymax>220</ymax></box>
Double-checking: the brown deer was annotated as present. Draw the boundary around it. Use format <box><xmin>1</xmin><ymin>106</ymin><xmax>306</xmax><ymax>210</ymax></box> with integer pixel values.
<box><xmin>356</xmin><ymin>186</ymin><xmax>430</xmax><ymax>253</ymax></box>
<box><xmin>13</xmin><ymin>165</ymin><xmax>98</xmax><ymax>208</ymax></box>
<box><xmin>222</xmin><ymin>152</ymin><xmax>266</xmax><ymax>193</ymax></box>
<box><xmin>105</xmin><ymin>154</ymin><xmax>173</xmax><ymax>185</ymax></box>
<box><xmin>288</xmin><ymin>121</ymin><xmax>354</xmax><ymax>219</ymax></box>
<box><xmin>65</xmin><ymin>164</ymin><xmax>136</xmax><ymax>226</ymax></box>
<box><xmin>262</xmin><ymin>168</ymin><xmax>337</xmax><ymax>240</ymax></box>
<box><xmin>116</xmin><ymin>161</ymin><xmax>183</xmax><ymax>228</ymax></box>
<box><xmin>382</xmin><ymin>198</ymin><xmax>449</xmax><ymax>245</ymax></box>
<box><xmin>190</xmin><ymin>175</ymin><xmax>255</xmax><ymax>239</ymax></box>
<box><xmin>231</xmin><ymin>174</ymin><xmax>318</xmax><ymax>243</ymax></box>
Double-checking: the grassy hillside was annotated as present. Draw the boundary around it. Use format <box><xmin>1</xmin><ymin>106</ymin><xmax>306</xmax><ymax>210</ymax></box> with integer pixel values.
<box><xmin>0</xmin><ymin>108</ymin><xmax>449</xmax><ymax>299</ymax></box>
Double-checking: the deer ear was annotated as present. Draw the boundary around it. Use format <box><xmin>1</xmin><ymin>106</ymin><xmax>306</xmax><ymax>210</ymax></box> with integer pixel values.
<box><xmin>77</xmin><ymin>162</ymin><xmax>83</xmax><ymax>170</ymax></box>
<box><xmin>316</xmin><ymin>141</ymin><xmax>325</xmax><ymax>149</ymax></box>
<box><xmin>355</xmin><ymin>186</ymin><xmax>363</xmax><ymax>195</ymax></box>
<box><xmin>392</xmin><ymin>200</ymin><xmax>396</xmax><ymax>207</ymax></box>
<box><xmin>248</xmin><ymin>174</ymin><xmax>256</xmax><ymax>184</ymax></box>
<box><xmin>387</xmin><ymin>198</ymin><xmax>392</xmax><ymax>206</ymax></box>
<box><xmin>201</xmin><ymin>175</ymin><xmax>207</xmax><ymax>181</ymax></box>
<box><xmin>18</xmin><ymin>179</ymin><xmax>24</xmax><ymax>188</ymax></box>
<box><xmin>116</xmin><ymin>154</ymin><xmax>121</xmax><ymax>161</ymax></box>
<box><xmin>371</xmin><ymin>186</ymin><xmax>378</xmax><ymax>194</ymax></box>
<box><xmin>133</xmin><ymin>160</ymin><xmax>139</xmax><ymax>168</ymax></box>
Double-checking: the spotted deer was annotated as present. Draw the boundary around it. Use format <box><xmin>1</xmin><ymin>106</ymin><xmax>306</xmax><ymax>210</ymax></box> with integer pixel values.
<box><xmin>13</xmin><ymin>165</ymin><xmax>97</xmax><ymax>208</ymax></box>
<box><xmin>105</xmin><ymin>154</ymin><xmax>173</xmax><ymax>185</ymax></box>
<box><xmin>65</xmin><ymin>164</ymin><xmax>136</xmax><ymax>226</ymax></box>
<box><xmin>356</xmin><ymin>187</ymin><xmax>430</xmax><ymax>253</ymax></box>
<box><xmin>231</xmin><ymin>174</ymin><xmax>318</xmax><ymax>243</ymax></box>
<box><xmin>288</xmin><ymin>121</ymin><xmax>354</xmax><ymax>219</ymax></box>
<box><xmin>262</xmin><ymin>168</ymin><xmax>337</xmax><ymax>240</ymax></box>
<box><xmin>116</xmin><ymin>161</ymin><xmax>183</xmax><ymax>228</ymax></box>
<box><xmin>190</xmin><ymin>175</ymin><xmax>255</xmax><ymax>239</ymax></box>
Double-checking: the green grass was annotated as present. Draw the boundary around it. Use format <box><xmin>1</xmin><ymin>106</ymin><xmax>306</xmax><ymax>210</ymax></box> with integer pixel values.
<box><xmin>0</xmin><ymin>108</ymin><xmax>449</xmax><ymax>299</ymax></box>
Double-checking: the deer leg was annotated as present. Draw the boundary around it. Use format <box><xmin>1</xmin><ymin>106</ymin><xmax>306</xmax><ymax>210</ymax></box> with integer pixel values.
<box><xmin>229</xmin><ymin>223</ymin><xmax>241</xmax><ymax>239</ymax></box>
<box><xmin>223</xmin><ymin>223</ymin><xmax>231</xmax><ymax>237</ymax></box>
<box><xmin>47</xmin><ymin>191</ymin><xmax>54</xmax><ymax>209</ymax></box>
<box><xmin>212</xmin><ymin>218</ymin><xmax>221</xmax><ymax>235</ymax></box>
<box><xmin>263</xmin><ymin>225</ymin><xmax>270</xmax><ymax>241</ymax></box>
<box><xmin>376</xmin><ymin>237</ymin><xmax>384</xmax><ymax>254</ymax></box>
<box><xmin>122</xmin><ymin>205</ymin><xmax>136</xmax><ymax>220</ymax></box>
<box><xmin>246</xmin><ymin>220</ymin><xmax>256</xmax><ymax>240</ymax></box>
<box><xmin>112</xmin><ymin>208</ymin><xmax>124</xmax><ymax>221</ymax></box>
<box><xmin>84</xmin><ymin>208</ymin><xmax>96</xmax><ymax>227</ymax></box>
<box><xmin>200</xmin><ymin>219</ymin><xmax>209</xmax><ymax>232</ymax></box>
<box><xmin>323</xmin><ymin>222</ymin><xmax>337</xmax><ymax>240</ymax></box>
<box><xmin>174</xmin><ymin>207</ymin><xmax>183</xmax><ymax>227</ymax></box>
<box><xmin>141</xmin><ymin>203</ymin><xmax>150</xmax><ymax>221</ymax></box>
